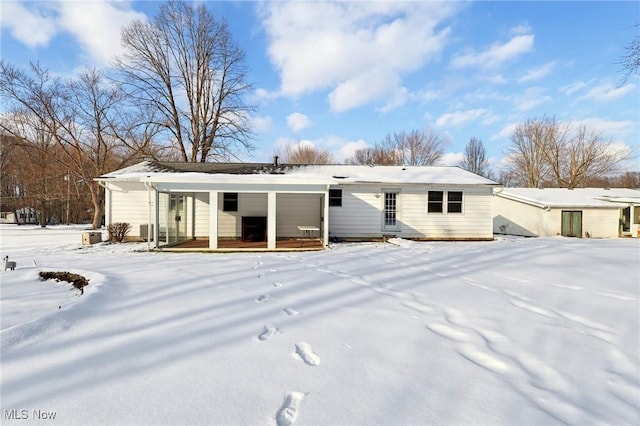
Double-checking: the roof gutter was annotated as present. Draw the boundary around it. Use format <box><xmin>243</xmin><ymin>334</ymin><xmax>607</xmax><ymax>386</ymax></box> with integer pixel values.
<box><xmin>495</xmin><ymin>191</ymin><xmax>548</xmax><ymax>209</ymax></box>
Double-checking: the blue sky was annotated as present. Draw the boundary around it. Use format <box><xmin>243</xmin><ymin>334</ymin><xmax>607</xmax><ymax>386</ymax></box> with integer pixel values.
<box><xmin>1</xmin><ymin>1</ymin><xmax>638</xmax><ymax>171</ymax></box>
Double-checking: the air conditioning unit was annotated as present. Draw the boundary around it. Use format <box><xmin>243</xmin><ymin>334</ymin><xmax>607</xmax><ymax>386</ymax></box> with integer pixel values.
<box><xmin>140</xmin><ymin>224</ymin><xmax>154</xmax><ymax>241</ymax></box>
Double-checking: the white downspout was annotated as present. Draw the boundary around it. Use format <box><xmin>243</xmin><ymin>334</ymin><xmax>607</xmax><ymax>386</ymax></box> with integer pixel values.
<box><xmin>97</xmin><ymin>180</ymin><xmax>111</xmax><ymax>233</ymax></box>
<box><xmin>324</xmin><ymin>184</ymin><xmax>330</xmax><ymax>247</ymax></box>
<box><xmin>143</xmin><ymin>177</ymin><xmax>155</xmax><ymax>252</ymax></box>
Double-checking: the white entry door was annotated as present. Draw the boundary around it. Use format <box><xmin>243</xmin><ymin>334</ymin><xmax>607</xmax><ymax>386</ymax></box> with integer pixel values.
<box><xmin>382</xmin><ymin>191</ymin><xmax>400</xmax><ymax>232</ymax></box>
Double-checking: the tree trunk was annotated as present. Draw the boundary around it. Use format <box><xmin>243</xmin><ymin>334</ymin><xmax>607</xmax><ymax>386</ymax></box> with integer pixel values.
<box><xmin>89</xmin><ymin>183</ymin><xmax>104</xmax><ymax>230</ymax></box>
<box><xmin>39</xmin><ymin>199</ymin><xmax>47</xmax><ymax>228</ymax></box>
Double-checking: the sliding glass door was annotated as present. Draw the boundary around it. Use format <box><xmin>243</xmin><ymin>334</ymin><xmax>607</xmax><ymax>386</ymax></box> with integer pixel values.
<box><xmin>158</xmin><ymin>192</ymin><xmax>193</xmax><ymax>246</ymax></box>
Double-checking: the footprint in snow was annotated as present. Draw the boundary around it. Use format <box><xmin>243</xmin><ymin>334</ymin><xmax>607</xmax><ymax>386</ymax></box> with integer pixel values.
<box><xmin>283</xmin><ymin>308</ymin><xmax>300</xmax><ymax>317</ymax></box>
<box><xmin>258</xmin><ymin>324</ymin><xmax>279</xmax><ymax>341</ymax></box>
<box><xmin>256</xmin><ymin>294</ymin><xmax>269</xmax><ymax>303</ymax></box>
<box><xmin>294</xmin><ymin>342</ymin><xmax>320</xmax><ymax>366</ymax></box>
<box><xmin>273</xmin><ymin>281</ymin><xmax>283</xmax><ymax>288</ymax></box>
<box><xmin>276</xmin><ymin>392</ymin><xmax>305</xmax><ymax>426</ymax></box>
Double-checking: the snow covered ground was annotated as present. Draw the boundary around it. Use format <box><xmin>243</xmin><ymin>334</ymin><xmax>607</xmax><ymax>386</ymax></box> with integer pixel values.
<box><xmin>1</xmin><ymin>224</ymin><xmax>639</xmax><ymax>425</ymax></box>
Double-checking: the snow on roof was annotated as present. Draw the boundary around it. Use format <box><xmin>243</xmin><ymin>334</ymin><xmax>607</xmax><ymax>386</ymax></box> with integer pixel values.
<box><xmin>100</xmin><ymin>161</ymin><xmax>500</xmax><ymax>186</ymax></box>
<box><xmin>496</xmin><ymin>187</ymin><xmax>640</xmax><ymax>208</ymax></box>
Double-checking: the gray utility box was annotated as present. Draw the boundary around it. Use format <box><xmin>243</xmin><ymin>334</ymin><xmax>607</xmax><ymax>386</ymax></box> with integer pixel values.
<box><xmin>82</xmin><ymin>232</ymin><xmax>102</xmax><ymax>245</ymax></box>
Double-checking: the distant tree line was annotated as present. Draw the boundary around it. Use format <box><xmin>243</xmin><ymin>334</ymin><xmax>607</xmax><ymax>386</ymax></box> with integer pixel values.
<box><xmin>276</xmin><ymin>121</ymin><xmax>635</xmax><ymax>190</ymax></box>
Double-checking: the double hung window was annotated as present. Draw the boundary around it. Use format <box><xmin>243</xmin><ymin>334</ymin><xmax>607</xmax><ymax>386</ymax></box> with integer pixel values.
<box><xmin>428</xmin><ymin>191</ymin><xmax>463</xmax><ymax>214</ymax></box>
<box><xmin>223</xmin><ymin>193</ymin><xmax>238</xmax><ymax>212</ymax></box>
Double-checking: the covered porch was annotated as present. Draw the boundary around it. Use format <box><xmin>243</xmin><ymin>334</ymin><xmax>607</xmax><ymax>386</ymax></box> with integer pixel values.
<box><xmin>146</xmin><ymin>181</ymin><xmax>330</xmax><ymax>251</ymax></box>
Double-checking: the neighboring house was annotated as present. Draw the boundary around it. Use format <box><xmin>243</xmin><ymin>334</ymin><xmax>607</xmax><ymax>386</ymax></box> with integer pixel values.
<box><xmin>97</xmin><ymin>160</ymin><xmax>500</xmax><ymax>251</ymax></box>
<box><xmin>0</xmin><ymin>207</ymin><xmax>39</xmax><ymax>225</ymax></box>
<box><xmin>493</xmin><ymin>188</ymin><xmax>640</xmax><ymax>238</ymax></box>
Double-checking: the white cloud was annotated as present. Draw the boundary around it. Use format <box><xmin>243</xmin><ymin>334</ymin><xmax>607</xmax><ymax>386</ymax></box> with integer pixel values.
<box><xmin>568</xmin><ymin>118</ymin><xmax>636</xmax><ymax>136</ymax></box>
<box><xmin>57</xmin><ymin>1</ymin><xmax>146</xmax><ymax>66</ymax></box>
<box><xmin>510</xmin><ymin>24</ymin><xmax>533</xmax><ymax>35</ymax></box>
<box><xmin>436</xmin><ymin>108</ymin><xmax>497</xmax><ymax>127</ymax></box>
<box><xmin>330</xmin><ymin>137</ymin><xmax>369</xmax><ymax>163</ymax></box>
<box><xmin>484</xmin><ymin>74</ymin><xmax>508</xmax><ymax>85</ymax></box>
<box><xmin>560</xmin><ymin>80</ymin><xmax>590</xmax><ymax>96</ymax></box>
<box><xmin>259</xmin><ymin>1</ymin><xmax>461</xmax><ymax>112</ymax></box>
<box><xmin>515</xmin><ymin>87</ymin><xmax>552</xmax><ymax>111</ymax></box>
<box><xmin>451</xmin><ymin>33</ymin><xmax>534</xmax><ymax>69</ymax></box>
<box><xmin>1</xmin><ymin>1</ymin><xmax>145</xmax><ymax>67</ymax></box>
<box><xmin>419</xmin><ymin>89</ymin><xmax>441</xmax><ymax>103</ymax></box>
<box><xmin>252</xmin><ymin>115</ymin><xmax>273</xmax><ymax>133</ymax></box>
<box><xmin>439</xmin><ymin>152</ymin><xmax>463</xmax><ymax>166</ymax></box>
<box><xmin>517</xmin><ymin>61</ymin><xmax>556</xmax><ymax>83</ymax></box>
<box><xmin>579</xmin><ymin>82</ymin><xmax>636</xmax><ymax>102</ymax></box>
<box><xmin>251</xmin><ymin>88</ymin><xmax>278</xmax><ymax>104</ymax></box>
<box><xmin>329</xmin><ymin>68</ymin><xmax>401</xmax><ymax>112</ymax></box>
<box><xmin>378</xmin><ymin>86</ymin><xmax>410</xmax><ymax>113</ymax></box>
<box><xmin>0</xmin><ymin>1</ymin><xmax>58</xmax><ymax>47</ymax></box>
<box><xmin>491</xmin><ymin>122</ymin><xmax>519</xmax><ymax>141</ymax></box>
<box><xmin>286</xmin><ymin>112</ymin><xmax>312</xmax><ymax>133</ymax></box>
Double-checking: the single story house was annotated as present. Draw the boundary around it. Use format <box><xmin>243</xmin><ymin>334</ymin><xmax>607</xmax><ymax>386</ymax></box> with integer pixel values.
<box><xmin>0</xmin><ymin>207</ymin><xmax>39</xmax><ymax>225</ymax></box>
<box><xmin>97</xmin><ymin>160</ymin><xmax>500</xmax><ymax>251</ymax></box>
<box><xmin>493</xmin><ymin>187</ymin><xmax>640</xmax><ymax>238</ymax></box>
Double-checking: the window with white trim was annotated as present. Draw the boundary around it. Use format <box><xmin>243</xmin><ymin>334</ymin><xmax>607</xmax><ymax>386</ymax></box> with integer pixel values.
<box><xmin>329</xmin><ymin>189</ymin><xmax>342</xmax><ymax>207</ymax></box>
<box><xmin>447</xmin><ymin>191</ymin><xmax>463</xmax><ymax>213</ymax></box>
<box><xmin>428</xmin><ymin>191</ymin><xmax>463</xmax><ymax>214</ymax></box>
<box><xmin>428</xmin><ymin>191</ymin><xmax>443</xmax><ymax>213</ymax></box>
<box><xmin>223</xmin><ymin>193</ymin><xmax>238</xmax><ymax>212</ymax></box>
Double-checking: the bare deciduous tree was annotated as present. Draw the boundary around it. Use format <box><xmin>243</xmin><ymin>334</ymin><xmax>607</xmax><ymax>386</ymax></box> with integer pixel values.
<box><xmin>394</xmin><ymin>129</ymin><xmax>446</xmax><ymax>166</ymax></box>
<box><xmin>618</xmin><ymin>23</ymin><xmax>640</xmax><ymax>86</ymax></box>
<box><xmin>347</xmin><ymin>129</ymin><xmax>445</xmax><ymax>166</ymax></box>
<box><xmin>504</xmin><ymin>117</ymin><xmax>554</xmax><ymax>187</ymax></box>
<box><xmin>555</xmin><ymin>125</ymin><xmax>633</xmax><ymax>188</ymax></box>
<box><xmin>459</xmin><ymin>137</ymin><xmax>492</xmax><ymax>178</ymax></box>
<box><xmin>504</xmin><ymin>116</ymin><xmax>635</xmax><ymax>188</ymax></box>
<box><xmin>275</xmin><ymin>143</ymin><xmax>335</xmax><ymax>164</ymax></box>
<box><xmin>0</xmin><ymin>64</ymin><xmax>70</xmax><ymax>226</ymax></box>
<box><xmin>115</xmin><ymin>0</ymin><xmax>254</xmax><ymax>162</ymax></box>
<box><xmin>1</xmin><ymin>62</ymin><xmax>158</xmax><ymax>228</ymax></box>
<box><xmin>345</xmin><ymin>145</ymin><xmax>399</xmax><ymax>165</ymax></box>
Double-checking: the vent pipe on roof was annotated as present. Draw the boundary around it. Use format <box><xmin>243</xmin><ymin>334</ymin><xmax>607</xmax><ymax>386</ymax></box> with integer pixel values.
<box><xmin>273</xmin><ymin>155</ymin><xmax>279</xmax><ymax>167</ymax></box>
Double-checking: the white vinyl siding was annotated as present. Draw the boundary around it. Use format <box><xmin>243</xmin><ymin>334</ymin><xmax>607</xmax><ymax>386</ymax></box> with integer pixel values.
<box><xmin>108</xmin><ymin>182</ymin><xmax>154</xmax><ymax>238</ymax></box>
<box><xmin>403</xmin><ymin>187</ymin><xmax>492</xmax><ymax>239</ymax></box>
<box><xmin>194</xmin><ymin>193</ymin><xmax>209</xmax><ymax>237</ymax></box>
<box><xmin>217</xmin><ymin>193</ymin><xmax>267</xmax><ymax>238</ymax></box>
<box><xmin>547</xmin><ymin>208</ymin><xmax>619</xmax><ymax>238</ymax></box>
<box><xmin>329</xmin><ymin>185</ymin><xmax>386</xmax><ymax>239</ymax></box>
<box><xmin>493</xmin><ymin>195</ymin><xmax>622</xmax><ymax>238</ymax></box>
<box><xmin>493</xmin><ymin>196</ymin><xmax>542</xmax><ymax>237</ymax></box>
<box><xmin>579</xmin><ymin>209</ymin><xmax>622</xmax><ymax>238</ymax></box>
<box><xmin>329</xmin><ymin>185</ymin><xmax>493</xmax><ymax>239</ymax></box>
<box><xmin>276</xmin><ymin>193</ymin><xmax>322</xmax><ymax>237</ymax></box>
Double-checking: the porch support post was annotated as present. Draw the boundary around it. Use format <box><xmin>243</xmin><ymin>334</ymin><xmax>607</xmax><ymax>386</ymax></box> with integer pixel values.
<box><xmin>209</xmin><ymin>191</ymin><xmax>218</xmax><ymax>249</ymax></box>
<box><xmin>267</xmin><ymin>191</ymin><xmax>276</xmax><ymax>249</ymax></box>
<box><xmin>323</xmin><ymin>187</ymin><xmax>330</xmax><ymax>247</ymax></box>
<box><xmin>154</xmin><ymin>190</ymin><xmax>160</xmax><ymax>248</ymax></box>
